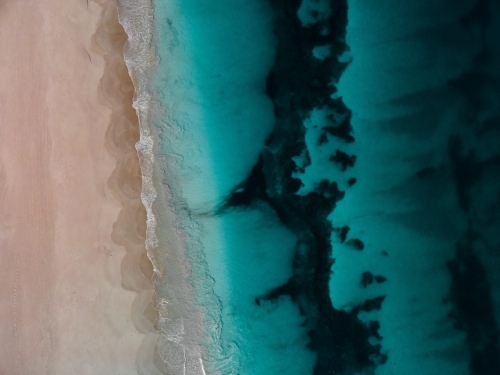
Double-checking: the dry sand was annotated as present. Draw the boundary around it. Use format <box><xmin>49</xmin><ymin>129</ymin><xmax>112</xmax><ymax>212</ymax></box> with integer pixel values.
<box><xmin>0</xmin><ymin>0</ymin><xmax>161</xmax><ymax>374</ymax></box>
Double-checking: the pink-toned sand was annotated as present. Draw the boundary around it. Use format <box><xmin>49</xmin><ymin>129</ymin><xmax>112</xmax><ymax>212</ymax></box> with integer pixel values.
<box><xmin>0</xmin><ymin>0</ymin><xmax>161</xmax><ymax>374</ymax></box>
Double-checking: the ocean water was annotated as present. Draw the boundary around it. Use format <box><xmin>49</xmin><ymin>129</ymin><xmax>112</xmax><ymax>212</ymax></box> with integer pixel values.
<box><xmin>119</xmin><ymin>0</ymin><xmax>500</xmax><ymax>374</ymax></box>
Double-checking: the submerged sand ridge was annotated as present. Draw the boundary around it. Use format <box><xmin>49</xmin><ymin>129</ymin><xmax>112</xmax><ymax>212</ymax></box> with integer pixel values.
<box><xmin>0</xmin><ymin>0</ymin><xmax>159</xmax><ymax>374</ymax></box>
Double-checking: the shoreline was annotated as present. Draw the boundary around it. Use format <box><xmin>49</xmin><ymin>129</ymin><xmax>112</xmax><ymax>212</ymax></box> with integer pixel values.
<box><xmin>117</xmin><ymin>1</ymin><xmax>221</xmax><ymax>373</ymax></box>
<box><xmin>0</xmin><ymin>0</ymin><xmax>158</xmax><ymax>373</ymax></box>
<box><xmin>94</xmin><ymin>1</ymin><xmax>163</xmax><ymax>372</ymax></box>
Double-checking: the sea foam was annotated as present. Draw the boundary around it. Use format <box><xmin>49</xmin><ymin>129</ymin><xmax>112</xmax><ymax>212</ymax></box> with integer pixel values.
<box><xmin>117</xmin><ymin>1</ymin><xmax>234</xmax><ymax>374</ymax></box>
<box><xmin>117</xmin><ymin>1</ymin><xmax>205</xmax><ymax>374</ymax></box>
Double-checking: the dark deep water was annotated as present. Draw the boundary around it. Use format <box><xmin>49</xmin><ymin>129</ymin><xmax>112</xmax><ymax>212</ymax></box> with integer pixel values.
<box><xmin>150</xmin><ymin>0</ymin><xmax>500</xmax><ymax>373</ymax></box>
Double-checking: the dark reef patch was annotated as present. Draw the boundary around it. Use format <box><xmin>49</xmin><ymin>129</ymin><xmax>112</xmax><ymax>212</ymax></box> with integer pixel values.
<box><xmin>375</xmin><ymin>275</ymin><xmax>387</xmax><ymax>284</ymax></box>
<box><xmin>446</xmin><ymin>238</ymin><xmax>500</xmax><ymax>375</ymax></box>
<box><xmin>320</xmin><ymin>114</ymin><xmax>355</xmax><ymax>144</ymax></box>
<box><xmin>346</xmin><ymin>238</ymin><xmax>365</xmax><ymax>251</ymax></box>
<box><xmin>353</xmin><ymin>296</ymin><xmax>386</xmax><ymax>313</ymax></box>
<box><xmin>361</xmin><ymin>271</ymin><xmax>374</xmax><ymax>287</ymax></box>
<box><xmin>334</xmin><ymin>225</ymin><xmax>350</xmax><ymax>243</ymax></box>
<box><xmin>220</xmin><ymin>0</ymin><xmax>385</xmax><ymax>373</ymax></box>
<box><xmin>443</xmin><ymin>1</ymin><xmax>500</xmax><ymax>373</ymax></box>
<box><xmin>361</xmin><ymin>272</ymin><xmax>387</xmax><ymax>288</ymax></box>
<box><xmin>224</xmin><ymin>155</ymin><xmax>269</xmax><ymax>208</ymax></box>
<box><xmin>329</xmin><ymin>149</ymin><xmax>356</xmax><ymax>171</ymax></box>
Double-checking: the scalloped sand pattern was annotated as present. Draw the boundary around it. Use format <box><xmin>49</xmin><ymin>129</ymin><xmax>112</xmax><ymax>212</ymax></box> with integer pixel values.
<box><xmin>0</xmin><ymin>0</ymin><xmax>161</xmax><ymax>374</ymax></box>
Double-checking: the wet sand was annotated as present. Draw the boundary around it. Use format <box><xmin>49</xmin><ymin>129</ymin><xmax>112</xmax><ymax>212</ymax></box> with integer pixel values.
<box><xmin>0</xmin><ymin>0</ymin><xmax>160</xmax><ymax>374</ymax></box>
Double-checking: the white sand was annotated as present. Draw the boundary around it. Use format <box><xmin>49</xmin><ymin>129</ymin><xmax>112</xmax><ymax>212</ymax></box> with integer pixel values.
<box><xmin>0</xmin><ymin>0</ymin><xmax>161</xmax><ymax>374</ymax></box>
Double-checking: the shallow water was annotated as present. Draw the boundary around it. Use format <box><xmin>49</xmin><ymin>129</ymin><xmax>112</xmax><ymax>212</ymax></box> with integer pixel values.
<box><xmin>120</xmin><ymin>0</ymin><xmax>500</xmax><ymax>374</ymax></box>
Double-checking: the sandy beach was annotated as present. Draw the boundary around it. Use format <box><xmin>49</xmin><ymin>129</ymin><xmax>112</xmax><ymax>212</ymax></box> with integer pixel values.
<box><xmin>0</xmin><ymin>0</ymin><xmax>159</xmax><ymax>374</ymax></box>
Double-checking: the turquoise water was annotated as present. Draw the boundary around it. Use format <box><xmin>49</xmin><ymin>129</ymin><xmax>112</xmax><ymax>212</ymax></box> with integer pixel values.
<box><xmin>120</xmin><ymin>0</ymin><xmax>500</xmax><ymax>374</ymax></box>
<box><xmin>149</xmin><ymin>1</ymin><xmax>317</xmax><ymax>373</ymax></box>
<box><xmin>335</xmin><ymin>1</ymin><xmax>500</xmax><ymax>373</ymax></box>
